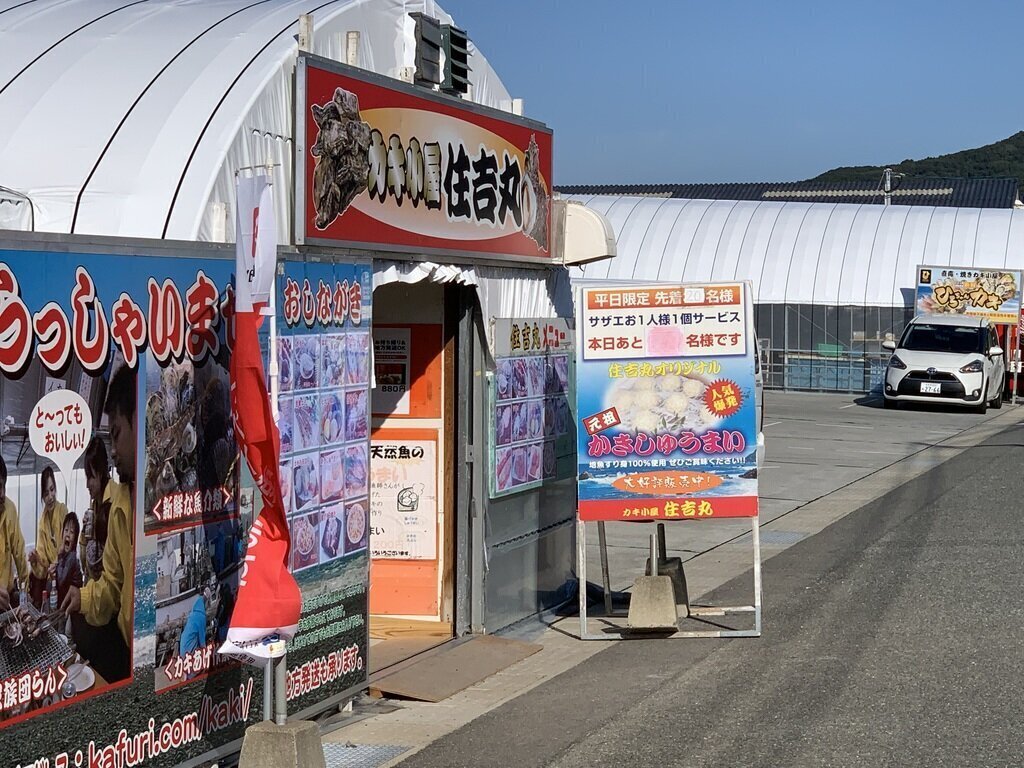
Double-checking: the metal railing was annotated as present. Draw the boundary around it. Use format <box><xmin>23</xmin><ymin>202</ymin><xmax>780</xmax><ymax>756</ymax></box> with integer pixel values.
<box><xmin>762</xmin><ymin>348</ymin><xmax>891</xmax><ymax>394</ymax></box>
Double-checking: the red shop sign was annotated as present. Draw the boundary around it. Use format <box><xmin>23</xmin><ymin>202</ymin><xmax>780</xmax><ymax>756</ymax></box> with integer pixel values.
<box><xmin>295</xmin><ymin>54</ymin><xmax>554</xmax><ymax>261</ymax></box>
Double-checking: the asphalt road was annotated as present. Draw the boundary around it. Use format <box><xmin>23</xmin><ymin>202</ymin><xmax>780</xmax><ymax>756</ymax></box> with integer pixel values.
<box><xmin>399</xmin><ymin>415</ymin><xmax>1024</xmax><ymax>767</ymax></box>
<box><xmin>593</xmin><ymin>390</ymin><xmax>1005</xmax><ymax>595</ymax></box>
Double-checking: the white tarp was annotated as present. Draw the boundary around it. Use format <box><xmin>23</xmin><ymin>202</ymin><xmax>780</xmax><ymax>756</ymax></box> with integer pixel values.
<box><xmin>0</xmin><ymin>0</ymin><xmax>513</xmax><ymax>242</ymax></box>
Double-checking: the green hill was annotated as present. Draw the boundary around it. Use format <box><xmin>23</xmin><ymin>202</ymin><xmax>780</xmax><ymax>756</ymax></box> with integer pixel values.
<box><xmin>810</xmin><ymin>131</ymin><xmax>1024</xmax><ymax>184</ymax></box>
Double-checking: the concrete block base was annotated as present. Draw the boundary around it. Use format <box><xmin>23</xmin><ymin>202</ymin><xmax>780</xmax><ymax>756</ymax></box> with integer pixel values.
<box><xmin>627</xmin><ymin>575</ymin><xmax>679</xmax><ymax>631</ymax></box>
<box><xmin>645</xmin><ymin>556</ymin><xmax>689</xmax><ymax>613</ymax></box>
<box><xmin>238</xmin><ymin>721</ymin><xmax>325</xmax><ymax>768</ymax></box>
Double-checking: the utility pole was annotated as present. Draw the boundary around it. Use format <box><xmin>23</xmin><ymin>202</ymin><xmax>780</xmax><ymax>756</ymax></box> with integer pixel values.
<box><xmin>883</xmin><ymin>168</ymin><xmax>892</xmax><ymax>206</ymax></box>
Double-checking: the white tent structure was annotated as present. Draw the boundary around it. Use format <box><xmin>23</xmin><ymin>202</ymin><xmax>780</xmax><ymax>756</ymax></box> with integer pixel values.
<box><xmin>0</xmin><ymin>0</ymin><xmax>514</xmax><ymax>242</ymax></box>
<box><xmin>567</xmin><ymin>194</ymin><xmax>1024</xmax><ymax>390</ymax></box>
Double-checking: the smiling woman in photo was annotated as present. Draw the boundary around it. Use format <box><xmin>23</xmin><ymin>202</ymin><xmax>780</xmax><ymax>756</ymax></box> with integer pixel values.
<box><xmin>28</xmin><ymin>465</ymin><xmax>68</xmax><ymax>609</ymax></box>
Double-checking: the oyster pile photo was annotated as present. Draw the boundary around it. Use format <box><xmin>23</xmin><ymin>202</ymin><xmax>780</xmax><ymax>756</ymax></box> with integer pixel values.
<box><xmin>522</xmin><ymin>134</ymin><xmax>549</xmax><ymax>249</ymax></box>
<box><xmin>311</xmin><ymin>87</ymin><xmax>371</xmax><ymax>229</ymax></box>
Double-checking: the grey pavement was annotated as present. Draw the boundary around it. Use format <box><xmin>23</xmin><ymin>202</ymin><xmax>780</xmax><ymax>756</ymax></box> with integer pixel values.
<box><xmin>396</xmin><ymin>405</ymin><xmax>1024</xmax><ymax>768</ymax></box>
<box><xmin>324</xmin><ymin>392</ymin><xmax>1022</xmax><ymax>766</ymax></box>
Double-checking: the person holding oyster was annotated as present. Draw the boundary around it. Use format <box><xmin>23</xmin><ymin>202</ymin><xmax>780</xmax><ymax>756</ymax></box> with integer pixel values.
<box><xmin>0</xmin><ymin>455</ymin><xmax>29</xmax><ymax>611</ymax></box>
<box><xmin>28</xmin><ymin>465</ymin><xmax>69</xmax><ymax>609</ymax></box>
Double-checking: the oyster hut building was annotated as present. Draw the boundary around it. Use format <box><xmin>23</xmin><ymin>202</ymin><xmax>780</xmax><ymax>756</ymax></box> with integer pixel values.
<box><xmin>0</xmin><ymin>0</ymin><xmax>614</xmax><ymax>718</ymax></box>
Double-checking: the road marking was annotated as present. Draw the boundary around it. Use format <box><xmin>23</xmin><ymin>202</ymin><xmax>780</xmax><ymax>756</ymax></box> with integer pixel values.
<box><xmin>839</xmin><ymin>403</ymin><xmax>862</xmax><ymax>409</ymax></box>
<box><xmin>790</xmin><ymin>446</ymin><xmax>815</xmax><ymax>451</ymax></box>
<box><xmin>763</xmin><ymin>421</ymin><xmax>782</xmax><ymax>428</ymax></box>
<box><xmin>817</xmin><ymin>423</ymin><xmax>873</xmax><ymax>430</ymax></box>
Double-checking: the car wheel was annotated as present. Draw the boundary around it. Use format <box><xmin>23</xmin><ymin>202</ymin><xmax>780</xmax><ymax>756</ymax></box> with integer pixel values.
<box><xmin>991</xmin><ymin>385</ymin><xmax>1004</xmax><ymax>410</ymax></box>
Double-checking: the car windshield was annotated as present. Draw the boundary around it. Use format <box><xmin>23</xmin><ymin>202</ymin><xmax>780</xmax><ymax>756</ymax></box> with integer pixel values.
<box><xmin>900</xmin><ymin>324</ymin><xmax>985</xmax><ymax>354</ymax></box>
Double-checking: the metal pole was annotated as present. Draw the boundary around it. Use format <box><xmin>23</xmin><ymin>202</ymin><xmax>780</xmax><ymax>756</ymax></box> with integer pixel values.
<box><xmin>656</xmin><ymin>522</ymin><xmax>667</xmax><ymax>563</ymax></box>
<box><xmin>752</xmin><ymin>516</ymin><xmax>762</xmax><ymax>636</ymax></box>
<box><xmin>1007</xmin><ymin>325</ymin><xmax>1015</xmax><ymax>409</ymax></box>
<box><xmin>273</xmin><ymin>653</ymin><xmax>288</xmax><ymax>725</ymax></box>
<box><xmin>577</xmin><ymin>519</ymin><xmax>588</xmax><ymax>638</ymax></box>
<box><xmin>263</xmin><ymin>657</ymin><xmax>273</xmax><ymax>722</ymax></box>
<box><xmin>597</xmin><ymin>521</ymin><xmax>612</xmax><ymax>615</ymax></box>
<box><xmin>649</xmin><ymin>533</ymin><xmax>657</xmax><ymax>578</ymax></box>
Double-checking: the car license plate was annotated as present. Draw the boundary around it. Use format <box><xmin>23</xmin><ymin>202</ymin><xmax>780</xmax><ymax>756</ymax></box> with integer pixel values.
<box><xmin>920</xmin><ymin>382</ymin><xmax>941</xmax><ymax>394</ymax></box>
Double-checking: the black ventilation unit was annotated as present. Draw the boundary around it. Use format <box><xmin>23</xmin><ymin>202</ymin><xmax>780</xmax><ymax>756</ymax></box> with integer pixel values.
<box><xmin>410</xmin><ymin>12</ymin><xmax>441</xmax><ymax>87</ymax></box>
<box><xmin>441</xmin><ymin>24</ymin><xmax>470</xmax><ymax>97</ymax></box>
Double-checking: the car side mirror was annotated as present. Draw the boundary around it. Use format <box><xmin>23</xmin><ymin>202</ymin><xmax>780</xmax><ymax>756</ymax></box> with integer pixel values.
<box><xmin>990</xmin><ymin>346</ymin><xmax>1005</xmax><ymax>357</ymax></box>
<box><xmin>882</xmin><ymin>340</ymin><xmax>896</xmax><ymax>351</ymax></box>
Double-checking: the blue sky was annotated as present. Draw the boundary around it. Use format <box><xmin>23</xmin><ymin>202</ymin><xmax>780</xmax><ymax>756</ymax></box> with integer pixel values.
<box><xmin>442</xmin><ymin>1</ymin><xmax>1024</xmax><ymax>185</ymax></box>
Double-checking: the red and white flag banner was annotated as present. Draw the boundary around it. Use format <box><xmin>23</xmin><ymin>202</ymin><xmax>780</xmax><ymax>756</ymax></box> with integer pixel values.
<box><xmin>221</xmin><ymin>177</ymin><xmax>301</xmax><ymax>663</ymax></box>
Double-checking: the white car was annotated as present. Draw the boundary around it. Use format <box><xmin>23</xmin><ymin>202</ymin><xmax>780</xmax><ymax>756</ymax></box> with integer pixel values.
<box><xmin>882</xmin><ymin>314</ymin><xmax>1005</xmax><ymax>413</ymax></box>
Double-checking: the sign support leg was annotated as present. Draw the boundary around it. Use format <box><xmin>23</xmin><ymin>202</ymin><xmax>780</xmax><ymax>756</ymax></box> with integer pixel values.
<box><xmin>274</xmin><ymin>653</ymin><xmax>288</xmax><ymax>725</ymax></box>
<box><xmin>577</xmin><ymin>518</ymin><xmax>588</xmax><ymax>638</ymax></box>
<box><xmin>597</xmin><ymin>521</ymin><xmax>613</xmax><ymax>615</ymax></box>
<box><xmin>753</xmin><ymin>515</ymin><xmax>762</xmax><ymax>636</ymax></box>
<box><xmin>263</xmin><ymin>657</ymin><xmax>274</xmax><ymax>722</ymax></box>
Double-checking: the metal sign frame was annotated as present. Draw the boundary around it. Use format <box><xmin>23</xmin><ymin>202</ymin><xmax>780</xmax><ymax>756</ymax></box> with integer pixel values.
<box><xmin>572</xmin><ymin>277</ymin><xmax>763</xmax><ymax>640</ymax></box>
<box><xmin>575</xmin><ymin>517</ymin><xmax>762</xmax><ymax>640</ymax></box>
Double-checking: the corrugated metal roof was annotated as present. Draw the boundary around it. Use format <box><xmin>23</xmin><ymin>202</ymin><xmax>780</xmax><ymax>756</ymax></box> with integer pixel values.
<box><xmin>556</xmin><ymin>178</ymin><xmax>1021</xmax><ymax>209</ymax></box>
<box><xmin>565</xmin><ymin>194</ymin><xmax>1024</xmax><ymax>307</ymax></box>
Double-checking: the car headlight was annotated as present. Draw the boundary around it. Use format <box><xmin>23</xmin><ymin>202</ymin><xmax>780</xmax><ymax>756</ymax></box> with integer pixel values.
<box><xmin>888</xmin><ymin>355</ymin><xmax>907</xmax><ymax>370</ymax></box>
<box><xmin>960</xmin><ymin>360</ymin><xmax>984</xmax><ymax>373</ymax></box>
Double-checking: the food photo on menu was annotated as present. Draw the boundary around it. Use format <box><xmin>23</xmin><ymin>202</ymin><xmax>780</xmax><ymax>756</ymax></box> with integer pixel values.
<box><xmin>512</xmin><ymin>402</ymin><xmax>529</xmax><ymax>442</ymax></box>
<box><xmin>497</xmin><ymin>358</ymin><xmax>514</xmax><ymax>400</ymax></box>
<box><xmin>555</xmin><ymin>397</ymin><xmax>570</xmax><ymax>436</ymax></box>
<box><xmin>343</xmin><ymin>445</ymin><xmax>368</xmax><ymax>499</ymax></box>
<box><xmin>543</xmin><ymin>442</ymin><xmax>556</xmax><ymax>478</ymax></box>
<box><xmin>290</xmin><ymin>512</ymin><xmax>320</xmax><ymax>571</ymax></box>
<box><xmin>280</xmin><ymin>459</ymin><xmax>293</xmax><ymax>515</ymax></box>
<box><xmin>279</xmin><ymin>397</ymin><xmax>294</xmax><ymax>454</ymax></box>
<box><xmin>278</xmin><ymin>336</ymin><xmax>294</xmax><ymax>392</ymax></box>
<box><xmin>320</xmin><ymin>504</ymin><xmax>344</xmax><ymax>561</ymax></box>
<box><xmin>544</xmin><ymin>399</ymin><xmax>556</xmax><ymax>438</ymax></box>
<box><xmin>292</xmin><ymin>394</ymin><xmax>319</xmax><ymax>452</ymax></box>
<box><xmin>345</xmin><ymin>334</ymin><xmax>370</xmax><ymax>385</ymax></box>
<box><xmin>344</xmin><ymin>390</ymin><xmax>368</xmax><ymax>441</ymax></box>
<box><xmin>512</xmin><ymin>358</ymin><xmax>528</xmax><ymax>398</ymax></box>
<box><xmin>319</xmin><ymin>392</ymin><xmax>345</xmax><ymax>445</ymax></box>
<box><xmin>292</xmin><ymin>455</ymin><xmax>320</xmax><ymax>513</ymax></box>
<box><xmin>554</xmin><ymin>356</ymin><xmax>569</xmax><ymax>391</ymax></box>
<box><xmin>528</xmin><ymin>357</ymin><xmax>545</xmax><ymax>397</ymax></box>
<box><xmin>527</xmin><ymin>400</ymin><xmax>543</xmax><ymax>440</ymax></box>
<box><xmin>527</xmin><ymin>444</ymin><xmax>544</xmax><ymax>482</ymax></box>
<box><xmin>545</xmin><ymin>357</ymin><xmax>559</xmax><ymax>394</ymax></box>
<box><xmin>497</xmin><ymin>404</ymin><xmax>513</xmax><ymax>446</ymax></box>
<box><xmin>321</xmin><ymin>334</ymin><xmax>346</xmax><ymax>388</ymax></box>
<box><xmin>495</xmin><ymin>447</ymin><xmax>510</xmax><ymax>490</ymax></box>
<box><xmin>344</xmin><ymin>500</ymin><xmax>368</xmax><ymax>554</ymax></box>
<box><xmin>319</xmin><ymin>449</ymin><xmax>345</xmax><ymax>503</ymax></box>
<box><xmin>293</xmin><ymin>335</ymin><xmax>321</xmax><ymax>390</ymax></box>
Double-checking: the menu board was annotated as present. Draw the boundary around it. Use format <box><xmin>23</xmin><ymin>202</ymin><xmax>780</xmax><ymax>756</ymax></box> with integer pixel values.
<box><xmin>274</xmin><ymin>260</ymin><xmax>372</xmax><ymax>714</ymax></box>
<box><xmin>489</xmin><ymin>318</ymin><xmax>575</xmax><ymax>497</ymax></box>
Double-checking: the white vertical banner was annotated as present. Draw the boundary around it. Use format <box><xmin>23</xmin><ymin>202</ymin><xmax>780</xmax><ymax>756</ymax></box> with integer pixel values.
<box><xmin>235</xmin><ymin>174</ymin><xmax>277</xmax><ymax>314</ymax></box>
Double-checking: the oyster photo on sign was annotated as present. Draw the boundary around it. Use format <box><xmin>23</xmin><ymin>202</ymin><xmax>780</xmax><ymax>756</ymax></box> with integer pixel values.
<box><xmin>311</xmin><ymin>87</ymin><xmax>371</xmax><ymax>229</ymax></box>
<box><xmin>522</xmin><ymin>134</ymin><xmax>549</xmax><ymax>250</ymax></box>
